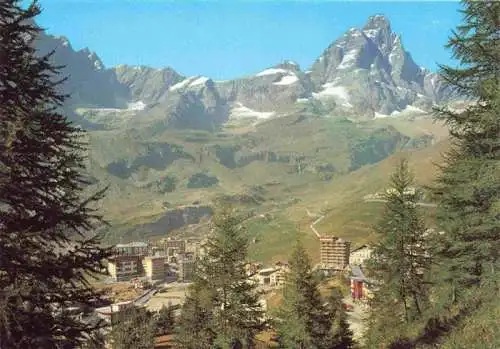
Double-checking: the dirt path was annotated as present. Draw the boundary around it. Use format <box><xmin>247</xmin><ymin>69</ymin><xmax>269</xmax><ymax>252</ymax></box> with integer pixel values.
<box><xmin>305</xmin><ymin>209</ymin><xmax>325</xmax><ymax>239</ymax></box>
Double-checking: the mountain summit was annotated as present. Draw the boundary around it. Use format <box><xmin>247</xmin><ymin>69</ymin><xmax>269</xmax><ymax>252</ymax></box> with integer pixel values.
<box><xmin>35</xmin><ymin>15</ymin><xmax>453</xmax><ymax>130</ymax></box>
<box><xmin>309</xmin><ymin>15</ymin><xmax>450</xmax><ymax>117</ymax></box>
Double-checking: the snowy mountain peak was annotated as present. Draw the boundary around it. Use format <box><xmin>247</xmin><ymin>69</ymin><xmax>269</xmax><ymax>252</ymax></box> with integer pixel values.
<box><xmin>309</xmin><ymin>14</ymin><xmax>453</xmax><ymax>117</ymax></box>
<box><xmin>363</xmin><ymin>14</ymin><xmax>391</xmax><ymax>31</ymax></box>
<box><xmin>169</xmin><ymin>76</ymin><xmax>212</xmax><ymax>91</ymax></box>
<box><xmin>345</xmin><ymin>27</ymin><xmax>364</xmax><ymax>39</ymax></box>
<box><xmin>34</xmin><ymin>13</ymin><xmax>454</xmax><ymax>125</ymax></box>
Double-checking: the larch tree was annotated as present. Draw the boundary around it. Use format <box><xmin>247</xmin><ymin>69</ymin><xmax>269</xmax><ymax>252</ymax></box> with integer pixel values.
<box><xmin>156</xmin><ymin>303</ymin><xmax>176</xmax><ymax>336</ymax></box>
<box><xmin>175</xmin><ymin>281</ymin><xmax>215</xmax><ymax>349</ymax></box>
<box><xmin>431</xmin><ymin>0</ymin><xmax>500</xmax><ymax>305</ymax></box>
<box><xmin>326</xmin><ymin>288</ymin><xmax>354</xmax><ymax>349</ymax></box>
<box><xmin>365</xmin><ymin>159</ymin><xmax>431</xmax><ymax>344</ymax></box>
<box><xmin>109</xmin><ymin>306</ymin><xmax>156</xmax><ymax>349</ymax></box>
<box><xmin>0</xmin><ymin>1</ymin><xmax>111</xmax><ymax>348</ymax></box>
<box><xmin>274</xmin><ymin>241</ymin><xmax>336</xmax><ymax>349</ymax></box>
<box><xmin>176</xmin><ymin>207</ymin><xmax>265</xmax><ymax>349</ymax></box>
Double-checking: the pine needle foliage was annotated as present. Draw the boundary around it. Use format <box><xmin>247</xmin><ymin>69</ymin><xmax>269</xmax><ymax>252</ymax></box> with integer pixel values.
<box><xmin>364</xmin><ymin>159</ymin><xmax>431</xmax><ymax>346</ymax></box>
<box><xmin>0</xmin><ymin>1</ymin><xmax>111</xmax><ymax>348</ymax></box>
<box><xmin>175</xmin><ymin>206</ymin><xmax>265</xmax><ymax>349</ymax></box>
<box><xmin>109</xmin><ymin>306</ymin><xmax>156</xmax><ymax>349</ymax></box>
<box><xmin>431</xmin><ymin>0</ymin><xmax>500</xmax><ymax>304</ymax></box>
<box><xmin>275</xmin><ymin>241</ymin><xmax>349</xmax><ymax>349</ymax></box>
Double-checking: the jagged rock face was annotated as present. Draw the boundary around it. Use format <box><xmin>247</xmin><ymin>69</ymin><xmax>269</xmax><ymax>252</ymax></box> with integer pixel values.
<box><xmin>127</xmin><ymin>77</ymin><xmax>230</xmax><ymax>131</ymax></box>
<box><xmin>134</xmin><ymin>206</ymin><xmax>213</xmax><ymax>236</ymax></box>
<box><xmin>35</xmin><ymin>14</ymin><xmax>454</xmax><ymax>127</ymax></box>
<box><xmin>216</xmin><ymin>63</ymin><xmax>313</xmax><ymax>113</ymax></box>
<box><xmin>309</xmin><ymin>15</ymin><xmax>452</xmax><ymax>116</ymax></box>
<box><xmin>34</xmin><ymin>33</ymin><xmax>129</xmax><ymax>108</ymax></box>
<box><xmin>163</xmin><ymin>78</ymin><xmax>229</xmax><ymax>129</ymax></box>
<box><xmin>113</xmin><ymin>65</ymin><xmax>184</xmax><ymax>104</ymax></box>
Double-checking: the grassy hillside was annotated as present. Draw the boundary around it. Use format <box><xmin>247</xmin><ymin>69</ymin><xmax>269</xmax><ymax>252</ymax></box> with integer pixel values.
<box><xmin>85</xmin><ymin>111</ymin><xmax>449</xmax><ymax>263</ymax></box>
<box><xmin>290</xmin><ymin>139</ymin><xmax>450</xmax><ymax>245</ymax></box>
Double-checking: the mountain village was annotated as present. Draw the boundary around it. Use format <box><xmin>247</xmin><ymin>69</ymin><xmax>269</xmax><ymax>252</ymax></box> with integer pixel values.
<box><xmin>1</xmin><ymin>1</ymin><xmax>498</xmax><ymax>348</ymax></box>
<box><xmin>89</xmin><ymin>233</ymin><xmax>374</xmax><ymax>347</ymax></box>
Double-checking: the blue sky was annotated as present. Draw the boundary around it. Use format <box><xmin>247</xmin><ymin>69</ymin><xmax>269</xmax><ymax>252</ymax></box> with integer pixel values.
<box><xmin>33</xmin><ymin>1</ymin><xmax>462</xmax><ymax>80</ymax></box>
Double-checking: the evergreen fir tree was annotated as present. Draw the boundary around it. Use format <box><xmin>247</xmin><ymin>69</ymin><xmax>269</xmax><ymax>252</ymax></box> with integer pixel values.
<box><xmin>156</xmin><ymin>303</ymin><xmax>176</xmax><ymax>335</ymax></box>
<box><xmin>109</xmin><ymin>306</ymin><xmax>156</xmax><ymax>349</ymax></box>
<box><xmin>175</xmin><ymin>282</ymin><xmax>215</xmax><ymax>349</ymax></box>
<box><xmin>0</xmin><ymin>2</ymin><xmax>111</xmax><ymax>348</ymax></box>
<box><xmin>175</xmin><ymin>207</ymin><xmax>265</xmax><ymax>349</ymax></box>
<box><xmin>326</xmin><ymin>288</ymin><xmax>354</xmax><ymax>349</ymax></box>
<box><xmin>81</xmin><ymin>330</ymin><xmax>107</xmax><ymax>349</ymax></box>
<box><xmin>431</xmin><ymin>0</ymin><xmax>500</xmax><ymax>304</ymax></box>
<box><xmin>274</xmin><ymin>241</ymin><xmax>334</xmax><ymax>349</ymax></box>
<box><xmin>365</xmin><ymin>159</ymin><xmax>431</xmax><ymax>344</ymax></box>
<box><xmin>334</xmin><ymin>308</ymin><xmax>354</xmax><ymax>349</ymax></box>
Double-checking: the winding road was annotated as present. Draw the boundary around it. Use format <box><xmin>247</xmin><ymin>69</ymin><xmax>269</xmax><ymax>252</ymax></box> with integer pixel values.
<box><xmin>306</xmin><ymin>198</ymin><xmax>436</xmax><ymax>240</ymax></box>
<box><xmin>309</xmin><ymin>214</ymin><xmax>325</xmax><ymax>239</ymax></box>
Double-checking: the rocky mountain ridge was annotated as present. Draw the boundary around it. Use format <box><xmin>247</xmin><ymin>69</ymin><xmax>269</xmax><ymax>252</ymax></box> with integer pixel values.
<box><xmin>309</xmin><ymin>15</ymin><xmax>450</xmax><ymax>116</ymax></box>
<box><xmin>36</xmin><ymin>15</ymin><xmax>453</xmax><ymax>131</ymax></box>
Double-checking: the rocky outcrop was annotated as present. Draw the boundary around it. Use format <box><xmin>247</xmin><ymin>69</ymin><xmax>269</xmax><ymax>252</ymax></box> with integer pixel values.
<box><xmin>113</xmin><ymin>65</ymin><xmax>184</xmax><ymax>104</ymax></box>
<box><xmin>135</xmin><ymin>206</ymin><xmax>213</xmax><ymax>236</ymax></box>
<box><xmin>349</xmin><ymin>126</ymin><xmax>410</xmax><ymax>170</ymax></box>
<box><xmin>34</xmin><ymin>33</ymin><xmax>129</xmax><ymax>108</ymax></box>
<box><xmin>105</xmin><ymin>143</ymin><xmax>194</xmax><ymax>179</ymax></box>
<box><xmin>211</xmin><ymin>144</ymin><xmax>307</xmax><ymax>169</ymax></box>
<box><xmin>216</xmin><ymin>61</ymin><xmax>313</xmax><ymax>114</ymax></box>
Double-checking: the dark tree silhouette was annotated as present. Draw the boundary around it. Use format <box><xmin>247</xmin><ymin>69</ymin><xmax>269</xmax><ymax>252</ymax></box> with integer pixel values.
<box><xmin>0</xmin><ymin>1</ymin><xmax>111</xmax><ymax>348</ymax></box>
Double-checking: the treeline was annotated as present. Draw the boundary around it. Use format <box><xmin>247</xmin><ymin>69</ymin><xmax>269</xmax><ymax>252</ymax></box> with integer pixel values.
<box><xmin>363</xmin><ymin>1</ymin><xmax>500</xmax><ymax>348</ymax></box>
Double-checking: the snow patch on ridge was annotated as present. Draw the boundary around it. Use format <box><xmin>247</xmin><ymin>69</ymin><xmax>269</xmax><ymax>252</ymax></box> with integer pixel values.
<box><xmin>319</xmin><ymin>83</ymin><xmax>349</xmax><ymax>99</ymax></box>
<box><xmin>337</xmin><ymin>50</ymin><xmax>358</xmax><ymax>70</ymax></box>
<box><xmin>127</xmin><ymin>101</ymin><xmax>146</xmax><ymax>111</ymax></box>
<box><xmin>374</xmin><ymin>112</ymin><xmax>391</xmax><ymax>119</ymax></box>
<box><xmin>256</xmin><ymin>68</ymin><xmax>289</xmax><ymax>77</ymax></box>
<box><xmin>169</xmin><ymin>76</ymin><xmax>209</xmax><ymax>91</ymax></box>
<box><xmin>404</xmin><ymin>105</ymin><xmax>426</xmax><ymax>113</ymax></box>
<box><xmin>169</xmin><ymin>78</ymin><xmax>195</xmax><ymax>91</ymax></box>
<box><xmin>230</xmin><ymin>103</ymin><xmax>275</xmax><ymax>119</ymax></box>
<box><xmin>390</xmin><ymin>105</ymin><xmax>427</xmax><ymax>116</ymax></box>
<box><xmin>190</xmin><ymin>76</ymin><xmax>209</xmax><ymax>87</ymax></box>
<box><xmin>297</xmin><ymin>98</ymin><xmax>310</xmax><ymax>103</ymax></box>
<box><xmin>313</xmin><ymin>83</ymin><xmax>353</xmax><ymax>108</ymax></box>
<box><xmin>363</xmin><ymin>29</ymin><xmax>379</xmax><ymax>39</ymax></box>
<box><xmin>273</xmin><ymin>74</ymin><xmax>299</xmax><ymax>86</ymax></box>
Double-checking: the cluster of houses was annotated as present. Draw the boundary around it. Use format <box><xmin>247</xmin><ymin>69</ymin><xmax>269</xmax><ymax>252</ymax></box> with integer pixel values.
<box><xmin>107</xmin><ymin>238</ymin><xmax>207</xmax><ymax>284</ymax></box>
<box><xmin>316</xmin><ymin>235</ymin><xmax>375</xmax><ymax>302</ymax></box>
<box><xmin>90</xmin><ymin>234</ymin><xmax>375</xmax><ymax>349</ymax></box>
<box><xmin>106</xmin><ymin>234</ymin><xmax>376</xmax><ymax>304</ymax></box>
<box><xmin>248</xmin><ymin>236</ymin><xmax>374</xmax><ymax>301</ymax></box>
<box><xmin>106</xmin><ymin>238</ymin><xmax>294</xmax><ymax>291</ymax></box>
<box><xmin>246</xmin><ymin>261</ymin><xmax>290</xmax><ymax>288</ymax></box>
<box><xmin>107</xmin><ymin>237</ymin><xmax>375</xmax><ymax>298</ymax></box>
